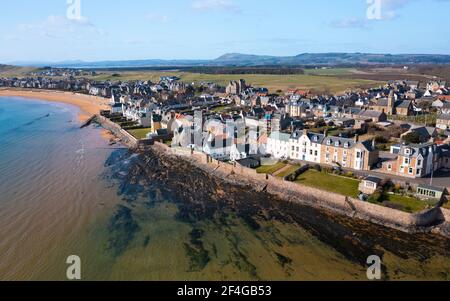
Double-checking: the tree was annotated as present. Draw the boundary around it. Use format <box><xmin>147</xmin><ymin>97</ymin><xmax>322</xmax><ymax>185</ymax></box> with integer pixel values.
<box><xmin>402</xmin><ymin>132</ymin><xmax>421</xmax><ymax>144</ymax></box>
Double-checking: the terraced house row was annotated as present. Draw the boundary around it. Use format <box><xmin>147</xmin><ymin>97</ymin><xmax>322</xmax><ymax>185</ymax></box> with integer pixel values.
<box><xmin>267</xmin><ymin>129</ymin><xmax>378</xmax><ymax>171</ymax></box>
<box><xmin>267</xmin><ymin>130</ymin><xmax>450</xmax><ymax>179</ymax></box>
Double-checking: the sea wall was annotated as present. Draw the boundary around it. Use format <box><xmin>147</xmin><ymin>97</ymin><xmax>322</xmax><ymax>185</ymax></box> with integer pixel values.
<box><xmin>154</xmin><ymin>143</ymin><xmax>450</xmax><ymax>237</ymax></box>
<box><xmin>95</xmin><ymin>115</ymin><xmax>154</xmax><ymax>151</ymax></box>
<box><xmin>96</xmin><ymin>115</ymin><xmax>139</xmax><ymax>148</ymax></box>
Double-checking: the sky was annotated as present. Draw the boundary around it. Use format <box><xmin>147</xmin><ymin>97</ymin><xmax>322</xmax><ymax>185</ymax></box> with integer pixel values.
<box><xmin>1</xmin><ymin>0</ymin><xmax>450</xmax><ymax>63</ymax></box>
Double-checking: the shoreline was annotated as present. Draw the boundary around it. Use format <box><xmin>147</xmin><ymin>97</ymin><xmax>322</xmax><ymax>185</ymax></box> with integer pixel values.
<box><xmin>0</xmin><ymin>88</ymin><xmax>110</xmax><ymax>122</ymax></box>
<box><xmin>152</xmin><ymin>143</ymin><xmax>450</xmax><ymax>238</ymax></box>
<box><xmin>91</xmin><ymin>115</ymin><xmax>450</xmax><ymax>238</ymax></box>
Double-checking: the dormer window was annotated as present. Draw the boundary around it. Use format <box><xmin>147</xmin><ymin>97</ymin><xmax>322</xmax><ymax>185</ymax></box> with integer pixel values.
<box><xmin>313</xmin><ymin>136</ymin><xmax>318</xmax><ymax>142</ymax></box>
<box><xmin>405</xmin><ymin>148</ymin><xmax>411</xmax><ymax>156</ymax></box>
<box><xmin>335</xmin><ymin>141</ymin><xmax>340</xmax><ymax>147</ymax></box>
<box><xmin>327</xmin><ymin>139</ymin><xmax>331</xmax><ymax>146</ymax></box>
<box><xmin>344</xmin><ymin>142</ymin><xmax>349</xmax><ymax>148</ymax></box>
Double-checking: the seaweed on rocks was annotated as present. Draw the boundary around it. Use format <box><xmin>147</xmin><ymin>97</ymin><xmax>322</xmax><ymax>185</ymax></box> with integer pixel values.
<box><xmin>184</xmin><ymin>228</ymin><xmax>211</xmax><ymax>272</ymax></box>
<box><xmin>102</xmin><ymin>147</ymin><xmax>450</xmax><ymax>278</ymax></box>
<box><xmin>107</xmin><ymin>205</ymin><xmax>140</xmax><ymax>256</ymax></box>
<box><xmin>275</xmin><ymin>252</ymin><xmax>293</xmax><ymax>269</ymax></box>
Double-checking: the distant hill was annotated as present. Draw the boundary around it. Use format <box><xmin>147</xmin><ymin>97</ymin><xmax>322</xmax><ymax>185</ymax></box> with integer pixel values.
<box><xmin>8</xmin><ymin>52</ymin><xmax>450</xmax><ymax>69</ymax></box>
<box><xmin>213</xmin><ymin>53</ymin><xmax>450</xmax><ymax>66</ymax></box>
<box><xmin>0</xmin><ymin>64</ymin><xmax>39</xmax><ymax>76</ymax></box>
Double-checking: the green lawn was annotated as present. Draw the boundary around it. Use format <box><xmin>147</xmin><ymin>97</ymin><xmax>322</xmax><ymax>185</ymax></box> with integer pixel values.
<box><xmin>304</xmin><ymin>68</ymin><xmax>357</xmax><ymax>76</ymax></box>
<box><xmin>389</xmin><ymin>113</ymin><xmax>438</xmax><ymax>127</ymax></box>
<box><xmin>276</xmin><ymin>165</ymin><xmax>302</xmax><ymax>178</ymax></box>
<box><xmin>382</xmin><ymin>194</ymin><xmax>437</xmax><ymax>213</ymax></box>
<box><xmin>256</xmin><ymin>162</ymin><xmax>287</xmax><ymax>175</ymax></box>
<box><xmin>295</xmin><ymin>170</ymin><xmax>360</xmax><ymax>198</ymax></box>
<box><xmin>211</xmin><ymin>106</ymin><xmax>229</xmax><ymax>113</ymax></box>
<box><xmin>127</xmin><ymin>128</ymin><xmax>152</xmax><ymax>140</ymax></box>
<box><xmin>82</xmin><ymin>71</ymin><xmax>381</xmax><ymax>94</ymax></box>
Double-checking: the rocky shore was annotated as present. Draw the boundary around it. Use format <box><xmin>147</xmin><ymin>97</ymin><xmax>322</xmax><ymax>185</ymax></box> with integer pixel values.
<box><xmin>100</xmin><ymin>147</ymin><xmax>450</xmax><ymax>280</ymax></box>
<box><xmin>151</xmin><ymin>142</ymin><xmax>450</xmax><ymax>238</ymax></box>
<box><xmin>92</xmin><ymin>115</ymin><xmax>450</xmax><ymax>239</ymax></box>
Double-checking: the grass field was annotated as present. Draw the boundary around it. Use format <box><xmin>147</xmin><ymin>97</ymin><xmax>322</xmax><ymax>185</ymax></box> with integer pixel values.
<box><xmin>256</xmin><ymin>162</ymin><xmax>287</xmax><ymax>174</ymax></box>
<box><xmin>275</xmin><ymin>164</ymin><xmax>301</xmax><ymax>178</ymax></box>
<box><xmin>303</xmin><ymin>68</ymin><xmax>357</xmax><ymax>76</ymax></box>
<box><xmin>295</xmin><ymin>170</ymin><xmax>360</xmax><ymax>198</ymax></box>
<box><xmin>0</xmin><ymin>65</ymin><xmax>39</xmax><ymax>77</ymax></box>
<box><xmin>127</xmin><ymin>128</ymin><xmax>152</xmax><ymax>139</ymax></box>
<box><xmin>389</xmin><ymin>113</ymin><xmax>438</xmax><ymax>126</ymax></box>
<box><xmin>383</xmin><ymin>194</ymin><xmax>436</xmax><ymax>213</ymax></box>
<box><xmin>84</xmin><ymin>71</ymin><xmax>382</xmax><ymax>94</ymax></box>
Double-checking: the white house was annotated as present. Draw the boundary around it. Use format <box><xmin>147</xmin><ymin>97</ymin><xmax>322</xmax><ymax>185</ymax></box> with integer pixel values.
<box><xmin>203</xmin><ymin>138</ymin><xmax>233</xmax><ymax>161</ymax></box>
<box><xmin>289</xmin><ymin>130</ymin><xmax>325</xmax><ymax>163</ymax></box>
<box><xmin>137</xmin><ymin>113</ymin><xmax>152</xmax><ymax>128</ymax></box>
<box><xmin>266</xmin><ymin>132</ymin><xmax>291</xmax><ymax>159</ymax></box>
<box><xmin>230</xmin><ymin>144</ymin><xmax>249</xmax><ymax>162</ymax></box>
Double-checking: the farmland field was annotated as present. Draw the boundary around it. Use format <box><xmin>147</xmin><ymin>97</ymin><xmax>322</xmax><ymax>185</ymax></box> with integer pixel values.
<box><xmin>83</xmin><ymin>70</ymin><xmax>383</xmax><ymax>94</ymax></box>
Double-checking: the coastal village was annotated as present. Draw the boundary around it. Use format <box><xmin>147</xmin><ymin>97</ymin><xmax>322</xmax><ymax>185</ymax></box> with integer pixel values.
<box><xmin>1</xmin><ymin>72</ymin><xmax>450</xmax><ymax>214</ymax></box>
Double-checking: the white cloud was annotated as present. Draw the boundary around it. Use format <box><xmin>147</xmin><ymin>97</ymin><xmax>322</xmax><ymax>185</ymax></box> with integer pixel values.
<box><xmin>17</xmin><ymin>15</ymin><xmax>105</xmax><ymax>40</ymax></box>
<box><xmin>192</xmin><ymin>0</ymin><xmax>240</xmax><ymax>12</ymax></box>
<box><xmin>144</xmin><ymin>13</ymin><xmax>171</xmax><ymax>23</ymax></box>
<box><xmin>378</xmin><ymin>0</ymin><xmax>449</xmax><ymax>19</ymax></box>
<box><xmin>331</xmin><ymin>18</ymin><xmax>368</xmax><ymax>29</ymax></box>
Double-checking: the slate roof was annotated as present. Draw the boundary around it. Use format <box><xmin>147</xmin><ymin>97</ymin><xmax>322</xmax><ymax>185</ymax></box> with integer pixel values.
<box><xmin>290</xmin><ymin>130</ymin><xmax>326</xmax><ymax>144</ymax></box>
<box><xmin>396</xmin><ymin>100</ymin><xmax>412</xmax><ymax>109</ymax></box>
<box><xmin>398</xmin><ymin>142</ymin><xmax>438</xmax><ymax>158</ymax></box>
<box><xmin>364</xmin><ymin>176</ymin><xmax>382</xmax><ymax>184</ymax></box>
<box><xmin>269</xmin><ymin>132</ymin><xmax>291</xmax><ymax>142</ymax></box>
<box><xmin>438</xmin><ymin>114</ymin><xmax>450</xmax><ymax>121</ymax></box>
<box><xmin>357</xmin><ymin>110</ymin><xmax>384</xmax><ymax>118</ymax></box>
<box><xmin>322</xmin><ymin>136</ymin><xmax>355</xmax><ymax>149</ymax></box>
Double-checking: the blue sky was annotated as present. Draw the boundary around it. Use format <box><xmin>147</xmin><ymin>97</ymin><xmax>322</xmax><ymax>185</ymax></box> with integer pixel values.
<box><xmin>1</xmin><ymin>0</ymin><xmax>449</xmax><ymax>63</ymax></box>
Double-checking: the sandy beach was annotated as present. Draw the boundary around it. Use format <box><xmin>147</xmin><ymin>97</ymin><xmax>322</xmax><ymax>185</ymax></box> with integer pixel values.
<box><xmin>0</xmin><ymin>88</ymin><xmax>110</xmax><ymax>122</ymax></box>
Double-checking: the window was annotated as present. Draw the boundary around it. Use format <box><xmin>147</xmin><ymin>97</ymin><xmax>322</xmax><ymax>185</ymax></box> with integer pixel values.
<box><xmin>405</xmin><ymin>149</ymin><xmax>411</xmax><ymax>155</ymax></box>
<box><xmin>418</xmin><ymin>160</ymin><xmax>422</xmax><ymax>166</ymax></box>
<box><xmin>409</xmin><ymin>168</ymin><xmax>413</xmax><ymax>174</ymax></box>
<box><xmin>387</xmin><ymin>164</ymin><xmax>392</xmax><ymax>171</ymax></box>
<box><xmin>404</xmin><ymin>158</ymin><xmax>411</xmax><ymax>165</ymax></box>
<box><xmin>315</xmin><ymin>150</ymin><xmax>318</xmax><ymax>156</ymax></box>
<box><xmin>365</xmin><ymin>182</ymin><xmax>374</xmax><ymax>188</ymax></box>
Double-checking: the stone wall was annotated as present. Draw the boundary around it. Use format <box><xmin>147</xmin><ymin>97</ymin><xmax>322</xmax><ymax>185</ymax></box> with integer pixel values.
<box><xmin>96</xmin><ymin>115</ymin><xmax>139</xmax><ymax>149</ymax></box>
<box><xmin>153</xmin><ymin>143</ymin><xmax>450</xmax><ymax>237</ymax></box>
